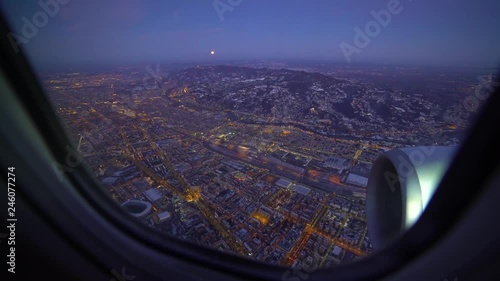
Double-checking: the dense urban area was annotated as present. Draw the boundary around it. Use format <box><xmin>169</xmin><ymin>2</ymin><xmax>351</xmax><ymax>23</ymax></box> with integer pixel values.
<box><xmin>44</xmin><ymin>62</ymin><xmax>493</xmax><ymax>268</ymax></box>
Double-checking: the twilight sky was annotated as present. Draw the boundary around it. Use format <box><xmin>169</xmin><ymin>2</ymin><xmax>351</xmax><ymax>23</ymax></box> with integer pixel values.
<box><xmin>2</xmin><ymin>0</ymin><xmax>499</xmax><ymax>69</ymax></box>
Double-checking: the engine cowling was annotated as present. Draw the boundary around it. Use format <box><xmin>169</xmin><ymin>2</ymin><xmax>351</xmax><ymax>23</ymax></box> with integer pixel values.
<box><xmin>366</xmin><ymin>146</ymin><xmax>457</xmax><ymax>250</ymax></box>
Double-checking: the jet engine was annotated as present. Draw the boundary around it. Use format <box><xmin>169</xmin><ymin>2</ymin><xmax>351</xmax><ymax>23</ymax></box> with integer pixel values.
<box><xmin>366</xmin><ymin>146</ymin><xmax>457</xmax><ymax>250</ymax></box>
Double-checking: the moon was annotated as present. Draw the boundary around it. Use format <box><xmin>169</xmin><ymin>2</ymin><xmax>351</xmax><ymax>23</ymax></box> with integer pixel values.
<box><xmin>210</xmin><ymin>50</ymin><xmax>215</xmax><ymax>55</ymax></box>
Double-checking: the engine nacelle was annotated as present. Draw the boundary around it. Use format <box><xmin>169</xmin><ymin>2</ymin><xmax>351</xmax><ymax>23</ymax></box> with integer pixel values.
<box><xmin>366</xmin><ymin>146</ymin><xmax>457</xmax><ymax>250</ymax></box>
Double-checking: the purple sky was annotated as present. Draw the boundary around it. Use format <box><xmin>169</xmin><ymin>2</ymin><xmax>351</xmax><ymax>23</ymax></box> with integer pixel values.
<box><xmin>2</xmin><ymin>0</ymin><xmax>499</xmax><ymax>69</ymax></box>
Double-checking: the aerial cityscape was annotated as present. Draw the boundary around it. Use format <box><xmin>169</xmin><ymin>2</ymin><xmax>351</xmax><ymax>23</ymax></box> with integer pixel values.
<box><xmin>43</xmin><ymin>61</ymin><xmax>494</xmax><ymax>268</ymax></box>
<box><xmin>0</xmin><ymin>0</ymin><xmax>498</xmax><ymax>278</ymax></box>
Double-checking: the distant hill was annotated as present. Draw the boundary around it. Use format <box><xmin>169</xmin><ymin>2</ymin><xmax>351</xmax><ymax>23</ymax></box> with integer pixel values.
<box><xmin>166</xmin><ymin>65</ymin><xmax>446</xmax><ymax>138</ymax></box>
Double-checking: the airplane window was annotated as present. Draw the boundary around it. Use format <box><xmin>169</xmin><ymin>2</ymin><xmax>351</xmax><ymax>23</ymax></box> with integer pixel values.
<box><xmin>1</xmin><ymin>0</ymin><xmax>498</xmax><ymax>269</ymax></box>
